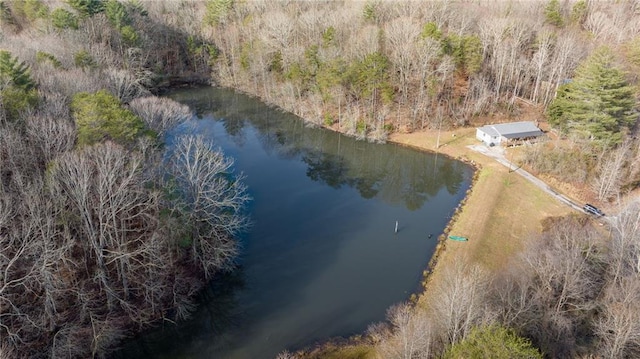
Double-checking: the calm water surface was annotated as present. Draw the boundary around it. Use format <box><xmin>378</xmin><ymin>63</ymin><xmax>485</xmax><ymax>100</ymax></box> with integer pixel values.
<box><xmin>118</xmin><ymin>87</ymin><xmax>473</xmax><ymax>359</ymax></box>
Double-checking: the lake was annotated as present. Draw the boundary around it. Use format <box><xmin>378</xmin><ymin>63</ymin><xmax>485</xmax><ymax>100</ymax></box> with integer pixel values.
<box><xmin>116</xmin><ymin>87</ymin><xmax>473</xmax><ymax>359</ymax></box>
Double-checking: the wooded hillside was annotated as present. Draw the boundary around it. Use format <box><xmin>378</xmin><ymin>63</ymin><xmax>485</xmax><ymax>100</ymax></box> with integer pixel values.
<box><xmin>152</xmin><ymin>0</ymin><xmax>640</xmax><ymax>201</ymax></box>
<box><xmin>188</xmin><ymin>0</ymin><xmax>636</xmax><ymax>135</ymax></box>
<box><xmin>0</xmin><ymin>0</ymin><xmax>248</xmax><ymax>357</ymax></box>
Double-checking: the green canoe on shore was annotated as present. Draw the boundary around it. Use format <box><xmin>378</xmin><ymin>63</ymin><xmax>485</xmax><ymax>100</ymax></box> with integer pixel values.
<box><xmin>448</xmin><ymin>235</ymin><xmax>468</xmax><ymax>242</ymax></box>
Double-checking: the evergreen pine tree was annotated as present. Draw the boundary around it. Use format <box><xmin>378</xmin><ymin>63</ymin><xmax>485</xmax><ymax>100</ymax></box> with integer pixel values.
<box><xmin>0</xmin><ymin>50</ymin><xmax>35</xmax><ymax>91</ymax></box>
<box><xmin>570</xmin><ymin>0</ymin><xmax>588</xmax><ymax>25</ymax></box>
<box><xmin>51</xmin><ymin>8</ymin><xmax>79</xmax><ymax>29</ymax></box>
<box><xmin>67</xmin><ymin>0</ymin><xmax>104</xmax><ymax>17</ymax></box>
<box><xmin>547</xmin><ymin>47</ymin><xmax>637</xmax><ymax>145</ymax></box>
<box><xmin>204</xmin><ymin>0</ymin><xmax>234</xmax><ymax>26</ymax></box>
<box><xmin>104</xmin><ymin>0</ymin><xmax>130</xmax><ymax>30</ymax></box>
<box><xmin>71</xmin><ymin>90</ymin><xmax>148</xmax><ymax>146</ymax></box>
<box><xmin>0</xmin><ymin>50</ymin><xmax>37</xmax><ymax>121</ymax></box>
<box><xmin>544</xmin><ymin>0</ymin><xmax>564</xmax><ymax>27</ymax></box>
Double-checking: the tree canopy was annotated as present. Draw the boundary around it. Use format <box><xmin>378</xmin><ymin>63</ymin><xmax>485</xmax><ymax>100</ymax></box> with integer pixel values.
<box><xmin>443</xmin><ymin>324</ymin><xmax>543</xmax><ymax>359</ymax></box>
<box><xmin>67</xmin><ymin>0</ymin><xmax>104</xmax><ymax>17</ymax></box>
<box><xmin>204</xmin><ymin>0</ymin><xmax>234</xmax><ymax>26</ymax></box>
<box><xmin>51</xmin><ymin>7</ymin><xmax>78</xmax><ymax>29</ymax></box>
<box><xmin>0</xmin><ymin>49</ymin><xmax>35</xmax><ymax>91</ymax></box>
<box><xmin>547</xmin><ymin>47</ymin><xmax>636</xmax><ymax>145</ymax></box>
<box><xmin>71</xmin><ymin>90</ymin><xmax>148</xmax><ymax>146</ymax></box>
<box><xmin>0</xmin><ymin>50</ymin><xmax>37</xmax><ymax>121</ymax></box>
<box><xmin>544</xmin><ymin>0</ymin><xmax>564</xmax><ymax>27</ymax></box>
<box><xmin>347</xmin><ymin>51</ymin><xmax>393</xmax><ymax>103</ymax></box>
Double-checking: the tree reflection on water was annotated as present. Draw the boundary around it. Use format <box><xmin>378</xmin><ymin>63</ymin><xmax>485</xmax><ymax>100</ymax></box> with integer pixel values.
<box><xmin>171</xmin><ymin>87</ymin><xmax>468</xmax><ymax>211</ymax></box>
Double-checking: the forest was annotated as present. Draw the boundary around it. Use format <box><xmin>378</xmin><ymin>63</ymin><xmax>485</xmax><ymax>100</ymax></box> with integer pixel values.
<box><xmin>0</xmin><ymin>0</ymin><xmax>250</xmax><ymax>357</ymax></box>
<box><xmin>1</xmin><ymin>0</ymin><xmax>640</xmax><ymax>358</ymax></box>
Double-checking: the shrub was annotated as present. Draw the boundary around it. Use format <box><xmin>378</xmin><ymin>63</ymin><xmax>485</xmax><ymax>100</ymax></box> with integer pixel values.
<box><xmin>11</xmin><ymin>0</ymin><xmax>49</xmax><ymax>23</ymax></box>
<box><xmin>120</xmin><ymin>25</ymin><xmax>139</xmax><ymax>47</ymax></box>
<box><xmin>323</xmin><ymin>113</ymin><xmax>334</xmax><ymax>126</ymax></box>
<box><xmin>73</xmin><ymin>49</ymin><xmax>96</xmax><ymax>69</ymax></box>
<box><xmin>36</xmin><ymin>51</ymin><xmax>62</xmax><ymax>68</ymax></box>
<box><xmin>523</xmin><ymin>144</ymin><xmax>593</xmax><ymax>183</ymax></box>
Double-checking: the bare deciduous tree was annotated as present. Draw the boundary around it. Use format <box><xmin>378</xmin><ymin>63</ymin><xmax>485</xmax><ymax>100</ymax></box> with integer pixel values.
<box><xmin>105</xmin><ymin>68</ymin><xmax>150</xmax><ymax>103</ymax></box>
<box><xmin>490</xmin><ymin>271</ymin><xmax>536</xmax><ymax>330</ymax></box>
<box><xmin>509</xmin><ymin>217</ymin><xmax>601</xmax><ymax>357</ymax></box>
<box><xmin>594</xmin><ymin>276</ymin><xmax>640</xmax><ymax>359</ymax></box>
<box><xmin>606</xmin><ymin>200</ymin><xmax>640</xmax><ymax>283</ymax></box>
<box><xmin>25</xmin><ymin>114</ymin><xmax>75</xmax><ymax>165</ymax></box>
<box><xmin>167</xmin><ymin>135</ymin><xmax>250</xmax><ymax>278</ymax></box>
<box><xmin>0</xmin><ymin>181</ymin><xmax>53</xmax><ymax>349</ymax></box>
<box><xmin>592</xmin><ymin>140</ymin><xmax>631</xmax><ymax>201</ymax></box>
<box><xmin>260</xmin><ymin>10</ymin><xmax>295</xmax><ymax>51</ymax></box>
<box><xmin>275</xmin><ymin>350</ymin><xmax>297</xmax><ymax>359</ymax></box>
<box><xmin>541</xmin><ymin>32</ymin><xmax>583</xmax><ymax>106</ymax></box>
<box><xmin>47</xmin><ymin>142</ymin><xmax>188</xmax><ymax>322</ymax></box>
<box><xmin>428</xmin><ymin>262</ymin><xmax>491</xmax><ymax>349</ymax></box>
<box><xmin>129</xmin><ymin>96</ymin><xmax>193</xmax><ymax>136</ymax></box>
<box><xmin>385</xmin><ymin>17</ymin><xmax>420</xmax><ymax>105</ymax></box>
<box><xmin>530</xmin><ymin>30</ymin><xmax>554</xmax><ymax>104</ymax></box>
<box><xmin>376</xmin><ymin>303</ymin><xmax>433</xmax><ymax>359</ymax></box>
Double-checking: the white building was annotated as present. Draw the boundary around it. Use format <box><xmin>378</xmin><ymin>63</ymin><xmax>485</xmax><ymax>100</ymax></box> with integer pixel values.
<box><xmin>476</xmin><ymin>121</ymin><xmax>544</xmax><ymax>146</ymax></box>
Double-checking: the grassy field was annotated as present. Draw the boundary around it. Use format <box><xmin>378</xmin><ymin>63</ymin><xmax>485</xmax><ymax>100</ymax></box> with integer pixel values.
<box><xmin>389</xmin><ymin>128</ymin><xmax>573</xmax><ymax>302</ymax></box>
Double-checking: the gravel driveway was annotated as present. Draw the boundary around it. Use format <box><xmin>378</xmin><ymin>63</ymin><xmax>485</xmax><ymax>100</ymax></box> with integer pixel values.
<box><xmin>468</xmin><ymin>144</ymin><xmax>585</xmax><ymax>213</ymax></box>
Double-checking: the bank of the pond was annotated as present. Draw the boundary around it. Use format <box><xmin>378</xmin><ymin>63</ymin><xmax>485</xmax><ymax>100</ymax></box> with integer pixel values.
<box><xmin>390</xmin><ymin>127</ymin><xmax>570</xmax><ymax>281</ymax></box>
<box><xmin>296</xmin><ymin>126</ymin><xmax>573</xmax><ymax>359</ymax></box>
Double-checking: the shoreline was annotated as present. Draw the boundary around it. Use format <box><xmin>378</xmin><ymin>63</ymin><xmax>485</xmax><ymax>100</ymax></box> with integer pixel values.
<box><xmin>297</xmin><ymin>126</ymin><xmax>572</xmax><ymax>358</ymax></box>
<box><xmin>201</xmin><ymin>85</ymin><xmax>573</xmax><ymax>358</ymax></box>
<box><xmin>387</xmin><ymin>137</ymin><xmax>482</xmax><ymax>300</ymax></box>
<box><xmin>389</xmin><ymin>130</ymin><xmax>573</xmax><ymax>322</ymax></box>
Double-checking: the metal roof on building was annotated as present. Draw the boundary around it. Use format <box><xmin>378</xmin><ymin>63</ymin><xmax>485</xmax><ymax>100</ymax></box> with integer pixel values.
<box><xmin>477</xmin><ymin>121</ymin><xmax>543</xmax><ymax>138</ymax></box>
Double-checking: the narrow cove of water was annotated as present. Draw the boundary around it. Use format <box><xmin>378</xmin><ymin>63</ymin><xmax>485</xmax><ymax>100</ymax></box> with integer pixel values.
<box><xmin>115</xmin><ymin>87</ymin><xmax>473</xmax><ymax>359</ymax></box>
